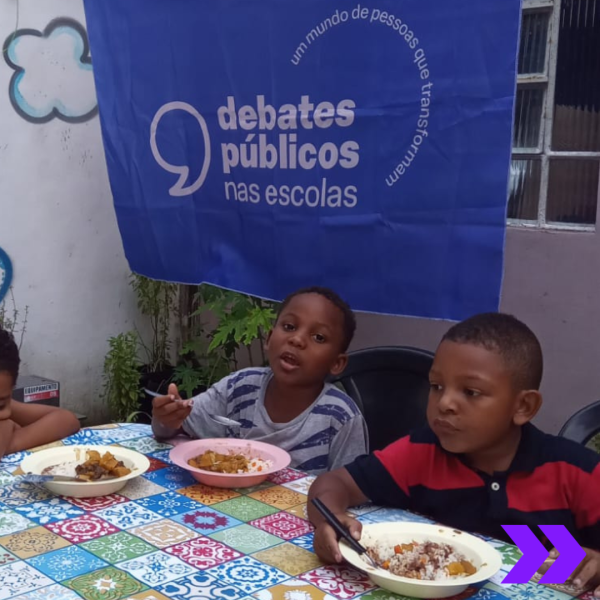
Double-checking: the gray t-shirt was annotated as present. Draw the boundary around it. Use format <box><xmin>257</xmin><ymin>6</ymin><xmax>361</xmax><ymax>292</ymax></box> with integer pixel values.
<box><xmin>179</xmin><ymin>367</ymin><xmax>368</xmax><ymax>474</ymax></box>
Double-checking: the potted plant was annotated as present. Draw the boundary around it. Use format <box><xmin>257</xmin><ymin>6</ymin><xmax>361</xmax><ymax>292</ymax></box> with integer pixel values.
<box><xmin>130</xmin><ymin>274</ymin><xmax>178</xmax><ymax>418</ymax></box>
<box><xmin>102</xmin><ymin>278</ymin><xmax>277</xmax><ymax>422</ymax></box>
<box><xmin>101</xmin><ymin>331</ymin><xmax>142</xmax><ymax>422</ymax></box>
<box><xmin>195</xmin><ymin>284</ymin><xmax>277</xmax><ymax>369</ymax></box>
<box><xmin>169</xmin><ymin>284</ymin><xmax>277</xmax><ymax>397</ymax></box>
<box><xmin>197</xmin><ymin>285</ymin><xmax>277</xmax><ymax>370</ymax></box>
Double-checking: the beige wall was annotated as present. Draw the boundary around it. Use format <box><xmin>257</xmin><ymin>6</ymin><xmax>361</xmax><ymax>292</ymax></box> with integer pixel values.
<box><xmin>353</xmin><ymin>225</ymin><xmax>600</xmax><ymax>433</ymax></box>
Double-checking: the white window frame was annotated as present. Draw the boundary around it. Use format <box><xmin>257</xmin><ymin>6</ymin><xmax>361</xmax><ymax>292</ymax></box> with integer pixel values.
<box><xmin>509</xmin><ymin>0</ymin><xmax>600</xmax><ymax>231</ymax></box>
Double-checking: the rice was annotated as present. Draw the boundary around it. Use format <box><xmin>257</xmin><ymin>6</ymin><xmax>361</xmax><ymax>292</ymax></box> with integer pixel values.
<box><xmin>42</xmin><ymin>461</ymin><xmax>79</xmax><ymax>477</ymax></box>
<box><xmin>246</xmin><ymin>457</ymin><xmax>273</xmax><ymax>473</ymax></box>
<box><xmin>365</xmin><ymin>540</ymin><xmax>477</xmax><ymax>581</ymax></box>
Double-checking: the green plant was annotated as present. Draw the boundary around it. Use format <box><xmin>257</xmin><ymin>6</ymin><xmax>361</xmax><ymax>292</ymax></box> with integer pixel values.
<box><xmin>130</xmin><ymin>274</ymin><xmax>177</xmax><ymax>372</ymax></box>
<box><xmin>587</xmin><ymin>433</ymin><xmax>600</xmax><ymax>455</ymax></box>
<box><xmin>102</xmin><ymin>331</ymin><xmax>142</xmax><ymax>422</ymax></box>
<box><xmin>0</xmin><ymin>288</ymin><xmax>29</xmax><ymax>349</ymax></box>
<box><xmin>172</xmin><ymin>362</ymin><xmax>204</xmax><ymax>399</ymax></box>
<box><xmin>172</xmin><ymin>339</ymin><xmax>230</xmax><ymax>398</ymax></box>
<box><xmin>124</xmin><ymin>410</ymin><xmax>149</xmax><ymax>423</ymax></box>
<box><xmin>194</xmin><ymin>285</ymin><xmax>277</xmax><ymax>370</ymax></box>
<box><xmin>169</xmin><ymin>285</ymin><xmax>277</xmax><ymax>394</ymax></box>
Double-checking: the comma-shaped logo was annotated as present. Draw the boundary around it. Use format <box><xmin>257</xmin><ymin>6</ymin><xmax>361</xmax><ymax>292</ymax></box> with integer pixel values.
<box><xmin>150</xmin><ymin>101</ymin><xmax>211</xmax><ymax>197</ymax></box>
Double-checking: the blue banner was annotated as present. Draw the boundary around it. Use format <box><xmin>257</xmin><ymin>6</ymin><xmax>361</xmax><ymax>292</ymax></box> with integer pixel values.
<box><xmin>84</xmin><ymin>0</ymin><xmax>520</xmax><ymax>320</ymax></box>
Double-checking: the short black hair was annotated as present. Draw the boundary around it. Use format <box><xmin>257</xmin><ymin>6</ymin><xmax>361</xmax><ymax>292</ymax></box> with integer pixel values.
<box><xmin>278</xmin><ymin>286</ymin><xmax>356</xmax><ymax>352</ymax></box>
<box><xmin>442</xmin><ymin>312</ymin><xmax>543</xmax><ymax>390</ymax></box>
<box><xmin>0</xmin><ymin>328</ymin><xmax>20</xmax><ymax>385</ymax></box>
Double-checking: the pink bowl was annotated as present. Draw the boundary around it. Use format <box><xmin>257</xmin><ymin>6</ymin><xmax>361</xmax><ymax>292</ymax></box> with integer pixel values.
<box><xmin>169</xmin><ymin>438</ymin><xmax>291</xmax><ymax>488</ymax></box>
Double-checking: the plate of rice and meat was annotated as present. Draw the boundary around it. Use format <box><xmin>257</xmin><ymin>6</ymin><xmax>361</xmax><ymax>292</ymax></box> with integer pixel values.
<box><xmin>169</xmin><ymin>439</ymin><xmax>291</xmax><ymax>488</ymax></box>
<box><xmin>339</xmin><ymin>523</ymin><xmax>502</xmax><ymax>599</ymax></box>
<box><xmin>20</xmin><ymin>445</ymin><xmax>149</xmax><ymax>498</ymax></box>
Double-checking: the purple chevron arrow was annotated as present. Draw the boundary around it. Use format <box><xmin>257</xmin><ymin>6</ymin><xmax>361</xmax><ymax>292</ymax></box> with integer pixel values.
<box><xmin>501</xmin><ymin>525</ymin><xmax>549</xmax><ymax>583</ymax></box>
<box><xmin>538</xmin><ymin>525</ymin><xmax>586</xmax><ymax>584</ymax></box>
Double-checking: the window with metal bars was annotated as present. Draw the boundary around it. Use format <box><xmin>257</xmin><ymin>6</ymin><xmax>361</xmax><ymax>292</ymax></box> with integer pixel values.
<box><xmin>509</xmin><ymin>0</ymin><xmax>600</xmax><ymax>229</ymax></box>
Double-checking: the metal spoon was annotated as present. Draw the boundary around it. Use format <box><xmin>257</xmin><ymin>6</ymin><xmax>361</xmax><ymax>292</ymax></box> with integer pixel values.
<box><xmin>144</xmin><ymin>388</ymin><xmax>175</xmax><ymax>399</ymax></box>
<box><xmin>22</xmin><ymin>473</ymin><xmax>119</xmax><ymax>484</ymax></box>
<box><xmin>143</xmin><ymin>388</ymin><xmax>242</xmax><ymax>428</ymax></box>
<box><xmin>207</xmin><ymin>414</ymin><xmax>242</xmax><ymax>428</ymax></box>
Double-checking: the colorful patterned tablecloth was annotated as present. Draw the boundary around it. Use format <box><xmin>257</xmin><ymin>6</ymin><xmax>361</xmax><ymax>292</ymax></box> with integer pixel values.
<box><xmin>0</xmin><ymin>424</ymin><xmax>592</xmax><ymax>600</ymax></box>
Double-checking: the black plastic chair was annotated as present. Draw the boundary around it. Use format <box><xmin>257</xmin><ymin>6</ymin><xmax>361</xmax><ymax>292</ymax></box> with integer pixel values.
<box><xmin>329</xmin><ymin>346</ymin><xmax>434</xmax><ymax>452</ymax></box>
<box><xmin>558</xmin><ymin>400</ymin><xmax>600</xmax><ymax>447</ymax></box>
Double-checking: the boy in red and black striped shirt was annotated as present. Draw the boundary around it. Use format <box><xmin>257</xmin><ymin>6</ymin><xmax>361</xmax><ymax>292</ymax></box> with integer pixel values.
<box><xmin>308</xmin><ymin>313</ymin><xmax>600</xmax><ymax>595</ymax></box>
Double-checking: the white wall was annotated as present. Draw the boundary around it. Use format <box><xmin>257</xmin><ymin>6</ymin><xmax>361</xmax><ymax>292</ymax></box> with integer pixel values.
<box><xmin>2</xmin><ymin>0</ymin><xmax>598</xmax><ymax>431</ymax></box>
<box><xmin>0</xmin><ymin>0</ymin><xmax>140</xmax><ymax>422</ymax></box>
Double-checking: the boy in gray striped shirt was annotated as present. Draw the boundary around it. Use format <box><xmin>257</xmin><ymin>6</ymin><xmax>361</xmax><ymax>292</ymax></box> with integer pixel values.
<box><xmin>152</xmin><ymin>287</ymin><xmax>368</xmax><ymax>474</ymax></box>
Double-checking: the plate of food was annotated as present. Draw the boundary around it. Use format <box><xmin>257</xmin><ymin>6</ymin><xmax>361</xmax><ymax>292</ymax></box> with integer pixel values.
<box><xmin>169</xmin><ymin>438</ymin><xmax>291</xmax><ymax>488</ymax></box>
<box><xmin>339</xmin><ymin>522</ymin><xmax>502</xmax><ymax>599</ymax></box>
<box><xmin>20</xmin><ymin>445</ymin><xmax>150</xmax><ymax>498</ymax></box>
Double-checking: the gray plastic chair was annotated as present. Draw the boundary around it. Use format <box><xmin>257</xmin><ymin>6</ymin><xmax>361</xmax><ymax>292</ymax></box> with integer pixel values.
<box><xmin>558</xmin><ymin>400</ymin><xmax>600</xmax><ymax>448</ymax></box>
<box><xmin>329</xmin><ymin>346</ymin><xmax>434</xmax><ymax>452</ymax></box>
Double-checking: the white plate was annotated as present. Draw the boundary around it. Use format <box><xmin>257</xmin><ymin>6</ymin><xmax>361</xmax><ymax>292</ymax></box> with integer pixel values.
<box><xmin>339</xmin><ymin>522</ymin><xmax>502</xmax><ymax>599</ymax></box>
<box><xmin>20</xmin><ymin>445</ymin><xmax>150</xmax><ymax>498</ymax></box>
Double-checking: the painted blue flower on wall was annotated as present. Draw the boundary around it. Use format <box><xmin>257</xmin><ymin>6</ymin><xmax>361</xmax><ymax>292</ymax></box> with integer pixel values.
<box><xmin>3</xmin><ymin>17</ymin><xmax>98</xmax><ymax>124</ymax></box>
<box><xmin>0</xmin><ymin>247</ymin><xmax>13</xmax><ymax>304</ymax></box>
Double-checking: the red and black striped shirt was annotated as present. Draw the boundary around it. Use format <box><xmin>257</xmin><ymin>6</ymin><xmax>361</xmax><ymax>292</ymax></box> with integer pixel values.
<box><xmin>346</xmin><ymin>423</ymin><xmax>600</xmax><ymax>549</ymax></box>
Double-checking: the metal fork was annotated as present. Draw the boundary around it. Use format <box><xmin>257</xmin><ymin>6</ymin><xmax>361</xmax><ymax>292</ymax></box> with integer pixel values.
<box><xmin>144</xmin><ymin>388</ymin><xmax>248</xmax><ymax>434</ymax></box>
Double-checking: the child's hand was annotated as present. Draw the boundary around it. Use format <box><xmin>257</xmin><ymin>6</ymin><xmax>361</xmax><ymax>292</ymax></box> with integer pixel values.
<box><xmin>540</xmin><ymin>547</ymin><xmax>600</xmax><ymax>596</ymax></box>
<box><xmin>152</xmin><ymin>384</ymin><xmax>193</xmax><ymax>431</ymax></box>
<box><xmin>560</xmin><ymin>546</ymin><xmax>600</xmax><ymax>596</ymax></box>
<box><xmin>313</xmin><ymin>514</ymin><xmax>362</xmax><ymax>564</ymax></box>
